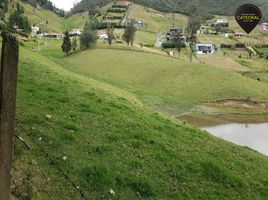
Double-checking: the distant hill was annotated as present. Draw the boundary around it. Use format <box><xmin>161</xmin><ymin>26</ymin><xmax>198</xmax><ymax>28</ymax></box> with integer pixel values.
<box><xmin>71</xmin><ymin>0</ymin><xmax>268</xmax><ymax>20</ymax></box>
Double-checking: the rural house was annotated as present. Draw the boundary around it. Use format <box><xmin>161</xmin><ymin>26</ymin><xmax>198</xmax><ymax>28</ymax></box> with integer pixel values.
<box><xmin>216</xmin><ymin>19</ymin><xmax>228</xmax><ymax>24</ymax></box>
<box><xmin>69</xmin><ymin>29</ymin><xmax>82</xmax><ymax>37</ymax></box>
<box><xmin>31</xmin><ymin>26</ymin><xmax>40</xmax><ymax>37</ymax></box>
<box><xmin>166</xmin><ymin>28</ymin><xmax>183</xmax><ymax>41</ymax></box>
<box><xmin>195</xmin><ymin>43</ymin><xmax>216</xmax><ymax>55</ymax></box>
<box><xmin>260</xmin><ymin>23</ymin><xmax>268</xmax><ymax>31</ymax></box>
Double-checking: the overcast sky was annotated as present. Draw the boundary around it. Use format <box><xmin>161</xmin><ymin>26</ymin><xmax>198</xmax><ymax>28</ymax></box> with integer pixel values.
<box><xmin>50</xmin><ymin>0</ymin><xmax>81</xmax><ymax>11</ymax></box>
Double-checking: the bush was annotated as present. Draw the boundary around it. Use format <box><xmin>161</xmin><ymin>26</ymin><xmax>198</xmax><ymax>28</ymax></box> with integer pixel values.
<box><xmin>162</xmin><ymin>41</ymin><xmax>186</xmax><ymax>49</ymax></box>
<box><xmin>106</xmin><ymin>15</ymin><xmax>123</xmax><ymax>20</ymax></box>
<box><xmin>92</xmin><ymin>22</ymin><xmax>125</xmax><ymax>30</ymax></box>
<box><xmin>220</xmin><ymin>43</ymin><xmax>232</xmax><ymax>48</ymax></box>
<box><xmin>112</xmin><ymin>4</ymin><xmax>128</xmax><ymax>9</ymax></box>
<box><xmin>254</xmin><ymin>44</ymin><xmax>268</xmax><ymax>48</ymax></box>
<box><xmin>80</xmin><ymin>29</ymin><xmax>97</xmax><ymax>49</ymax></box>
<box><xmin>107</xmin><ymin>8</ymin><xmax>127</xmax><ymax>13</ymax></box>
<box><xmin>235</xmin><ymin>43</ymin><xmax>245</xmax><ymax>48</ymax></box>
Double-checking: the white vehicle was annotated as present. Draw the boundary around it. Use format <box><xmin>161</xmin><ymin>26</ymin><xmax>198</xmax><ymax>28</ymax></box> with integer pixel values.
<box><xmin>98</xmin><ymin>34</ymin><xmax>108</xmax><ymax>40</ymax></box>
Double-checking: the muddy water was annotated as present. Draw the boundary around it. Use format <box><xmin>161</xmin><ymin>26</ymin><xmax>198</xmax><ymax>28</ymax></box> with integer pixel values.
<box><xmin>203</xmin><ymin>123</ymin><xmax>268</xmax><ymax>156</ymax></box>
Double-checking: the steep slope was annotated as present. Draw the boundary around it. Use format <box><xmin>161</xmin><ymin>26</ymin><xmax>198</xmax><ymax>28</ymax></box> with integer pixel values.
<box><xmin>72</xmin><ymin>0</ymin><xmax>268</xmax><ymax>19</ymax></box>
<box><xmin>58</xmin><ymin>48</ymin><xmax>268</xmax><ymax>113</ymax></box>
<box><xmin>11</xmin><ymin>42</ymin><xmax>268</xmax><ymax>199</ymax></box>
<box><xmin>22</xmin><ymin>2</ymin><xmax>64</xmax><ymax>32</ymax></box>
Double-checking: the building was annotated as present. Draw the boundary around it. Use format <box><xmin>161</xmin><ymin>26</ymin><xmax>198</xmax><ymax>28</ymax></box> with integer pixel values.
<box><xmin>166</xmin><ymin>28</ymin><xmax>183</xmax><ymax>41</ymax></box>
<box><xmin>31</xmin><ymin>26</ymin><xmax>40</xmax><ymax>36</ymax></box>
<box><xmin>234</xmin><ymin>32</ymin><xmax>245</xmax><ymax>37</ymax></box>
<box><xmin>195</xmin><ymin>43</ymin><xmax>216</xmax><ymax>55</ymax></box>
<box><xmin>216</xmin><ymin>19</ymin><xmax>228</xmax><ymax>24</ymax></box>
<box><xmin>44</xmin><ymin>33</ymin><xmax>63</xmax><ymax>39</ymax></box>
<box><xmin>133</xmin><ymin>19</ymin><xmax>144</xmax><ymax>28</ymax></box>
<box><xmin>69</xmin><ymin>29</ymin><xmax>81</xmax><ymax>37</ymax></box>
<box><xmin>260</xmin><ymin>23</ymin><xmax>268</xmax><ymax>31</ymax></box>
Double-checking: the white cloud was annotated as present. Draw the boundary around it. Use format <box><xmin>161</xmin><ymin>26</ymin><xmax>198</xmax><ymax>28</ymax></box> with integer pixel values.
<box><xmin>50</xmin><ymin>0</ymin><xmax>81</xmax><ymax>11</ymax></box>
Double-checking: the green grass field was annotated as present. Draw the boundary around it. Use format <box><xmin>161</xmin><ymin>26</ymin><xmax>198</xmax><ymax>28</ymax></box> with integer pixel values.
<box><xmin>27</xmin><ymin>40</ymin><xmax>267</xmax><ymax>116</ymax></box>
<box><xmin>61</xmin><ymin>48</ymin><xmax>268</xmax><ymax>112</ymax></box>
<box><xmin>11</xmin><ymin>42</ymin><xmax>268</xmax><ymax>199</ymax></box>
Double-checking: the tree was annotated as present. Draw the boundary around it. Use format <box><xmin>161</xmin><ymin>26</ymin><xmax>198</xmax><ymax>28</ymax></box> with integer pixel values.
<box><xmin>80</xmin><ymin>29</ymin><xmax>97</xmax><ymax>49</ymax></box>
<box><xmin>72</xmin><ymin>37</ymin><xmax>77</xmax><ymax>51</ymax></box>
<box><xmin>173</xmin><ymin>31</ymin><xmax>183</xmax><ymax>56</ymax></box>
<box><xmin>8</xmin><ymin>3</ymin><xmax>32</xmax><ymax>33</ymax></box>
<box><xmin>122</xmin><ymin>21</ymin><xmax>136</xmax><ymax>46</ymax></box>
<box><xmin>84</xmin><ymin>16</ymin><xmax>99</xmax><ymax>30</ymax></box>
<box><xmin>186</xmin><ymin>6</ymin><xmax>202</xmax><ymax>62</ymax></box>
<box><xmin>0</xmin><ymin>0</ymin><xmax>9</xmax><ymax>21</ymax></box>
<box><xmin>61</xmin><ymin>31</ymin><xmax>72</xmax><ymax>54</ymax></box>
<box><xmin>107</xmin><ymin>24</ymin><xmax>114</xmax><ymax>47</ymax></box>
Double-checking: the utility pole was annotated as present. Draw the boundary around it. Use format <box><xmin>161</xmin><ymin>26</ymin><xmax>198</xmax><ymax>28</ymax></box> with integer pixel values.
<box><xmin>0</xmin><ymin>32</ymin><xmax>19</xmax><ymax>200</ymax></box>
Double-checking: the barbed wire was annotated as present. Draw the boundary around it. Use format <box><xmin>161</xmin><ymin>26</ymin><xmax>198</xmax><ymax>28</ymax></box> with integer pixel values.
<box><xmin>17</xmin><ymin>125</ymin><xmax>89</xmax><ymax>199</ymax></box>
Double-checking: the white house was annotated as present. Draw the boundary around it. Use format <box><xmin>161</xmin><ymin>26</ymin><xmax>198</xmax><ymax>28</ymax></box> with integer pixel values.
<box><xmin>216</xmin><ymin>19</ymin><xmax>228</xmax><ymax>24</ymax></box>
<box><xmin>69</xmin><ymin>29</ymin><xmax>81</xmax><ymax>37</ymax></box>
<box><xmin>234</xmin><ymin>32</ymin><xmax>245</xmax><ymax>37</ymax></box>
<box><xmin>31</xmin><ymin>26</ymin><xmax>40</xmax><ymax>36</ymax></box>
<box><xmin>133</xmin><ymin>19</ymin><xmax>144</xmax><ymax>28</ymax></box>
<box><xmin>195</xmin><ymin>43</ymin><xmax>216</xmax><ymax>55</ymax></box>
<box><xmin>260</xmin><ymin>23</ymin><xmax>268</xmax><ymax>31</ymax></box>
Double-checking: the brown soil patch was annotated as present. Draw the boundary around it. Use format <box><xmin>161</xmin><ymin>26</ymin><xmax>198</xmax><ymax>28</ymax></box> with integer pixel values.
<box><xmin>210</xmin><ymin>99</ymin><xmax>268</xmax><ymax>109</ymax></box>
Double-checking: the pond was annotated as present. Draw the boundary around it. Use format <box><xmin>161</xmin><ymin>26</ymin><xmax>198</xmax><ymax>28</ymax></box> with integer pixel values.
<box><xmin>203</xmin><ymin>123</ymin><xmax>268</xmax><ymax>156</ymax></box>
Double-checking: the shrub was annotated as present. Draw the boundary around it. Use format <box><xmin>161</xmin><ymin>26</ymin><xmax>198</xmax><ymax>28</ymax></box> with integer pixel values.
<box><xmin>112</xmin><ymin>4</ymin><xmax>128</xmax><ymax>9</ymax></box>
<box><xmin>107</xmin><ymin>8</ymin><xmax>127</xmax><ymax>13</ymax></box>
<box><xmin>220</xmin><ymin>43</ymin><xmax>232</xmax><ymax>48</ymax></box>
<box><xmin>105</xmin><ymin>15</ymin><xmax>123</xmax><ymax>20</ymax></box>
<box><xmin>162</xmin><ymin>41</ymin><xmax>186</xmax><ymax>49</ymax></box>
<box><xmin>92</xmin><ymin>22</ymin><xmax>125</xmax><ymax>30</ymax></box>
<box><xmin>235</xmin><ymin>43</ymin><xmax>245</xmax><ymax>48</ymax></box>
<box><xmin>80</xmin><ymin>29</ymin><xmax>97</xmax><ymax>49</ymax></box>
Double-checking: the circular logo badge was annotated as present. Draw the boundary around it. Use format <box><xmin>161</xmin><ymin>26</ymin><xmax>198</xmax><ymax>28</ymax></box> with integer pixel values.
<box><xmin>235</xmin><ymin>4</ymin><xmax>262</xmax><ymax>34</ymax></box>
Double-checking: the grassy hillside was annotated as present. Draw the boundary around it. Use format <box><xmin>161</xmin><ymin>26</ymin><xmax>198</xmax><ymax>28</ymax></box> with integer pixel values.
<box><xmin>72</xmin><ymin>0</ymin><xmax>268</xmax><ymax>20</ymax></box>
<box><xmin>53</xmin><ymin>47</ymin><xmax>268</xmax><ymax>114</ymax></box>
<box><xmin>129</xmin><ymin>4</ymin><xmax>188</xmax><ymax>33</ymax></box>
<box><xmin>11</xmin><ymin>42</ymin><xmax>268</xmax><ymax>199</ymax></box>
<box><xmin>22</xmin><ymin>3</ymin><xmax>64</xmax><ymax>33</ymax></box>
<box><xmin>63</xmin><ymin>12</ymin><xmax>89</xmax><ymax>31</ymax></box>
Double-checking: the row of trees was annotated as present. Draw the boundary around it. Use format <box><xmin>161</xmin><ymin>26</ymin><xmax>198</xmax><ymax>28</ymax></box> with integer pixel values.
<box><xmin>61</xmin><ymin>21</ymin><xmax>98</xmax><ymax>54</ymax></box>
<box><xmin>62</xmin><ymin>19</ymin><xmax>138</xmax><ymax>54</ymax></box>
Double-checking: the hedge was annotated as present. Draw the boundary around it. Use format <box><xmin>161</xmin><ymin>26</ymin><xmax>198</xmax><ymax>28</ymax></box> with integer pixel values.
<box><xmin>220</xmin><ymin>43</ymin><xmax>232</xmax><ymax>48</ymax></box>
<box><xmin>106</xmin><ymin>16</ymin><xmax>124</xmax><ymax>20</ymax></box>
<box><xmin>235</xmin><ymin>43</ymin><xmax>245</xmax><ymax>48</ymax></box>
<box><xmin>162</xmin><ymin>42</ymin><xmax>186</xmax><ymax>49</ymax></box>
<box><xmin>112</xmin><ymin>5</ymin><xmax>128</xmax><ymax>9</ymax></box>
<box><xmin>107</xmin><ymin>8</ymin><xmax>127</xmax><ymax>13</ymax></box>
<box><xmin>93</xmin><ymin>22</ymin><xmax>125</xmax><ymax>29</ymax></box>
